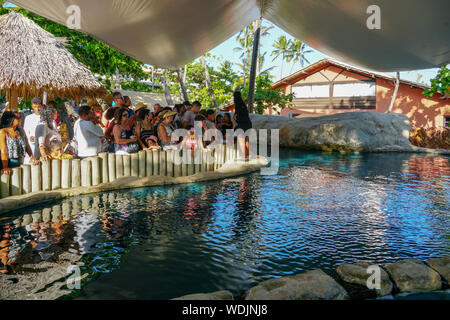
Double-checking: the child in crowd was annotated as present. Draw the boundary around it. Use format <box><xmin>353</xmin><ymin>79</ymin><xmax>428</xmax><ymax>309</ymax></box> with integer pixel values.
<box><xmin>144</xmin><ymin>136</ymin><xmax>160</xmax><ymax>150</ymax></box>
<box><xmin>48</xmin><ymin>138</ymin><xmax>73</xmax><ymax>160</ymax></box>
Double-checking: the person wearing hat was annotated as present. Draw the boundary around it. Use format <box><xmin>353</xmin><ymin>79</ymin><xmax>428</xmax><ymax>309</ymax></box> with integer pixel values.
<box><xmin>103</xmin><ymin>93</ymin><xmax>114</xmax><ymax>107</ymax></box>
<box><xmin>157</xmin><ymin>110</ymin><xmax>177</xmax><ymax>150</ymax></box>
<box><xmin>23</xmin><ymin>97</ymin><xmax>43</xmax><ymax>163</ymax></box>
<box><xmin>86</xmin><ymin>98</ymin><xmax>103</xmax><ymax>112</ymax></box>
<box><xmin>134</xmin><ymin>102</ymin><xmax>148</xmax><ymax>111</ymax></box>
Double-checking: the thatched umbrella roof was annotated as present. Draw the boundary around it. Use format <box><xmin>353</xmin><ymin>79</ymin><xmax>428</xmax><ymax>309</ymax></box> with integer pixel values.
<box><xmin>0</xmin><ymin>11</ymin><xmax>106</xmax><ymax>108</ymax></box>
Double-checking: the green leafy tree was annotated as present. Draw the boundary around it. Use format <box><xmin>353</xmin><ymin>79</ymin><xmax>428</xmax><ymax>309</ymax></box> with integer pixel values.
<box><xmin>241</xmin><ymin>74</ymin><xmax>293</xmax><ymax>114</ymax></box>
<box><xmin>423</xmin><ymin>65</ymin><xmax>449</xmax><ymax>99</ymax></box>
<box><xmin>121</xmin><ymin>80</ymin><xmax>154</xmax><ymax>93</ymax></box>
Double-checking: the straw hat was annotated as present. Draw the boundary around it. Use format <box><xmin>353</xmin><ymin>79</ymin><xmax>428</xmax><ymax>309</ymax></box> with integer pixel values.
<box><xmin>103</xmin><ymin>93</ymin><xmax>114</xmax><ymax>106</ymax></box>
<box><xmin>162</xmin><ymin>111</ymin><xmax>177</xmax><ymax>119</ymax></box>
<box><xmin>86</xmin><ymin>98</ymin><xmax>103</xmax><ymax>111</ymax></box>
<box><xmin>135</xmin><ymin>102</ymin><xmax>148</xmax><ymax>110</ymax></box>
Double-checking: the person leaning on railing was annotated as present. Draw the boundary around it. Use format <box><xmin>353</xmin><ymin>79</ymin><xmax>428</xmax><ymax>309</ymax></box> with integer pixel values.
<box><xmin>157</xmin><ymin>110</ymin><xmax>178</xmax><ymax>150</ymax></box>
<box><xmin>0</xmin><ymin>111</ymin><xmax>39</xmax><ymax>175</ymax></box>
<box><xmin>73</xmin><ymin>105</ymin><xmax>105</xmax><ymax>159</ymax></box>
<box><xmin>35</xmin><ymin>105</ymin><xmax>62</xmax><ymax>162</ymax></box>
<box><xmin>112</xmin><ymin>107</ymin><xmax>140</xmax><ymax>154</ymax></box>
<box><xmin>136</xmin><ymin>108</ymin><xmax>159</xmax><ymax>151</ymax></box>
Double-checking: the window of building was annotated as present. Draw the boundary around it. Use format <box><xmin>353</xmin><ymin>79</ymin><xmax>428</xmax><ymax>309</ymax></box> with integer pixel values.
<box><xmin>292</xmin><ymin>84</ymin><xmax>330</xmax><ymax>98</ymax></box>
<box><xmin>445</xmin><ymin>115</ymin><xmax>450</xmax><ymax>128</ymax></box>
<box><xmin>333</xmin><ymin>81</ymin><xmax>376</xmax><ymax>97</ymax></box>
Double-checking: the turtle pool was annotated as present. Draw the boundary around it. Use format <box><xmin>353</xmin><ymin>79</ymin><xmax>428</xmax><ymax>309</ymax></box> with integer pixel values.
<box><xmin>0</xmin><ymin>150</ymin><xmax>449</xmax><ymax>299</ymax></box>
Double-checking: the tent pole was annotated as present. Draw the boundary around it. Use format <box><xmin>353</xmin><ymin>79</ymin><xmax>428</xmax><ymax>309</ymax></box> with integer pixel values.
<box><xmin>43</xmin><ymin>90</ymin><xmax>48</xmax><ymax>105</ymax></box>
<box><xmin>247</xmin><ymin>18</ymin><xmax>261</xmax><ymax>114</ymax></box>
<box><xmin>9</xmin><ymin>87</ymin><xmax>18</xmax><ymax>110</ymax></box>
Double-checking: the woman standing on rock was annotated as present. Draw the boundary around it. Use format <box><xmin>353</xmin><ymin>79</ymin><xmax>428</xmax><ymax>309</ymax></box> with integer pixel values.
<box><xmin>233</xmin><ymin>89</ymin><xmax>252</xmax><ymax>159</ymax></box>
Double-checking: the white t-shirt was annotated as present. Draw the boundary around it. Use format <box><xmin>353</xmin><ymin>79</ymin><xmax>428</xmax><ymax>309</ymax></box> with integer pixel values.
<box><xmin>73</xmin><ymin>119</ymin><xmax>104</xmax><ymax>157</ymax></box>
<box><xmin>23</xmin><ymin>113</ymin><xmax>41</xmax><ymax>159</ymax></box>
<box><xmin>205</xmin><ymin>120</ymin><xmax>216</xmax><ymax>130</ymax></box>
<box><xmin>182</xmin><ymin>110</ymin><xmax>196</xmax><ymax>127</ymax></box>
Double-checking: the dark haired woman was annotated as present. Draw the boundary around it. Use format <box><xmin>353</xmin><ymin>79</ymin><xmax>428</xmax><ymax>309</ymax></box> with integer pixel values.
<box><xmin>233</xmin><ymin>90</ymin><xmax>252</xmax><ymax>159</ymax></box>
<box><xmin>221</xmin><ymin>112</ymin><xmax>233</xmax><ymax>139</ymax></box>
<box><xmin>0</xmin><ymin>111</ymin><xmax>38</xmax><ymax>174</ymax></box>
<box><xmin>136</xmin><ymin>109</ymin><xmax>159</xmax><ymax>150</ymax></box>
<box><xmin>112</xmin><ymin>107</ymin><xmax>140</xmax><ymax>154</ymax></box>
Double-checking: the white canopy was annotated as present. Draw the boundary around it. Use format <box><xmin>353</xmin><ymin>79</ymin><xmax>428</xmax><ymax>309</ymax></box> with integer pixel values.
<box><xmin>10</xmin><ymin>0</ymin><xmax>450</xmax><ymax>71</ymax></box>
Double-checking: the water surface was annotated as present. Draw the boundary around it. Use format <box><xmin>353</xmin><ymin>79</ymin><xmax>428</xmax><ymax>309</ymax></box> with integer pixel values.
<box><xmin>0</xmin><ymin>150</ymin><xmax>449</xmax><ymax>299</ymax></box>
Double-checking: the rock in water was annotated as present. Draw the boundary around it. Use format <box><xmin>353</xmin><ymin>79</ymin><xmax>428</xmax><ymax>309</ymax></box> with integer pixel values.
<box><xmin>426</xmin><ymin>256</ymin><xmax>450</xmax><ymax>283</ymax></box>
<box><xmin>384</xmin><ymin>259</ymin><xmax>442</xmax><ymax>293</ymax></box>
<box><xmin>336</xmin><ymin>262</ymin><xmax>393</xmax><ymax>297</ymax></box>
<box><xmin>250</xmin><ymin>112</ymin><xmax>414</xmax><ymax>152</ymax></box>
<box><xmin>245</xmin><ymin>269</ymin><xmax>349</xmax><ymax>300</ymax></box>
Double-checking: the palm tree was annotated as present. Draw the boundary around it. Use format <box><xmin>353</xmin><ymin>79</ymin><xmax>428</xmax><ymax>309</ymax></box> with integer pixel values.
<box><xmin>271</xmin><ymin>35</ymin><xmax>291</xmax><ymax>79</ymax></box>
<box><xmin>233</xmin><ymin>39</ymin><xmax>250</xmax><ymax>87</ymax></box>
<box><xmin>234</xmin><ymin>21</ymin><xmax>273</xmax><ymax>85</ymax></box>
<box><xmin>258</xmin><ymin>51</ymin><xmax>275</xmax><ymax>77</ymax></box>
<box><xmin>287</xmin><ymin>39</ymin><xmax>312</xmax><ymax>73</ymax></box>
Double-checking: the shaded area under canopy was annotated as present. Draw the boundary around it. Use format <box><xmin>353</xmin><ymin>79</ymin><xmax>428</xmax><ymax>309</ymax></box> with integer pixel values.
<box><xmin>10</xmin><ymin>0</ymin><xmax>450</xmax><ymax>71</ymax></box>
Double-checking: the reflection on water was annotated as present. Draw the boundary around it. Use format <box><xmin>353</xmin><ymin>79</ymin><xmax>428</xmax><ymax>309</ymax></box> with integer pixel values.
<box><xmin>0</xmin><ymin>150</ymin><xmax>449</xmax><ymax>299</ymax></box>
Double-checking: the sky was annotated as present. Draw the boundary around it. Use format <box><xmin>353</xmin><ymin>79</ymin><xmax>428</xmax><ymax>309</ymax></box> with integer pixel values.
<box><xmin>4</xmin><ymin>3</ymin><xmax>440</xmax><ymax>86</ymax></box>
<box><xmin>207</xmin><ymin>20</ymin><xmax>441</xmax><ymax>86</ymax></box>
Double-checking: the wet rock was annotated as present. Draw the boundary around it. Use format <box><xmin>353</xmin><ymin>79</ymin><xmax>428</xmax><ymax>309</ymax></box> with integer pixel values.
<box><xmin>0</xmin><ymin>252</ymin><xmax>84</xmax><ymax>300</ymax></box>
<box><xmin>336</xmin><ymin>262</ymin><xmax>393</xmax><ymax>297</ymax></box>
<box><xmin>251</xmin><ymin>112</ymin><xmax>413</xmax><ymax>152</ymax></box>
<box><xmin>427</xmin><ymin>256</ymin><xmax>450</xmax><ymax>283</ymax></box>
<box><xmin>245</xmin><ymin>269</ymin><xmax>349</xmax><ymax>300</ymax></box>
<box><xmin>172</xmin><ymin>290</ymin><xmax>233</xmax><ymax>300</ymax></box>
<box><xmin>384</xmin><ymin>259</ymin><xmax>442</xmax><ymax>293</ymax></box>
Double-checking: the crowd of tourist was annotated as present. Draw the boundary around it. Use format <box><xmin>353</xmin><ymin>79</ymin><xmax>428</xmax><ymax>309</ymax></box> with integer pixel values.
<box><xmin>0</xmin><ymin>90</ymin><xmax>252</xmax><ymax>174</ymax></box>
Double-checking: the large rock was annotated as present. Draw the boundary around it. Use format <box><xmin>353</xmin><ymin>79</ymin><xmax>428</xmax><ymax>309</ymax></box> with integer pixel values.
<box><xmin>384</xmin><ymin>259</ymin><xmax>442</xmax><ymax>293</ymax></box>
<box><xmin>250</xmin><ymin>112</ymin><xmax>415</xmax><ymax>152</ymax></box>
<box><xmin>427</xmin><ymin>256</ymin><xmax>450</xmax><ymax>283</ymax></box>
<box><xmin>172</xmin><ymin>290</ymin><xmax>233</xmax><ymax>300</ymax></box>
<box><xmin>336</xmin><ymin>262</ymin><xmax>393</xmax><ymax>297</ymax></box>
<box><xmin>245</xmin><ymin>269</ymin><xmax>349</xmax><ymax>300</ymax></box>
